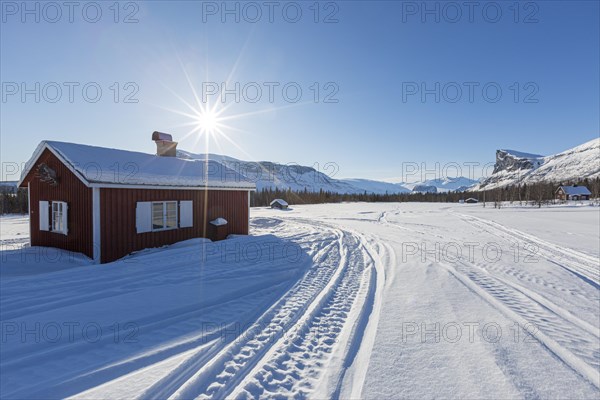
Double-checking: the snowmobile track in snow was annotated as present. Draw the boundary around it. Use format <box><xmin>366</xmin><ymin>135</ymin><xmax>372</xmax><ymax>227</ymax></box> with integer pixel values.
<box><xmin>458</xmin><ymin>213</ymin><xmax>600</xmax><ymax>288</ymax></box>
<box><xmin>137</xmin><ymin>218</ymin><xmax>378</xmax><ymax>400</ymax></box>
<box><xmin>444</xmin><ymin>256</ymin><xmax>600</xmax><ymax>388</ymax></box>
<box><xmin>230</xmin><ymin>226</ymin><xmax>375</xmax><ymax>399</ymax></box>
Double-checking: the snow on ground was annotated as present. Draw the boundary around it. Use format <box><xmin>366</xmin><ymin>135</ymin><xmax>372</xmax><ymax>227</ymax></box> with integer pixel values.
<box><xmin>1</xmin><ymin>203</ymin><xmax>599</xmax><ymax>399</ymax></box>
<box><xmin>0</xmin><ymin>214</ymin><xmax>29</xmax><ymax>246</ymax></box>
<box><xmin>459</xmin><ymin>203</ymin><xmax>600</xmax><ymax>259</ymax></box>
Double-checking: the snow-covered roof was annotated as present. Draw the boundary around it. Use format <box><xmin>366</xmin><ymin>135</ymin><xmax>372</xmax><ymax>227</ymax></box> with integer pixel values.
<box><xmin>270</xmin><ymin>199</ymin><xmax>288</xmax><ymax>206</ymax></box>
<box><xmin>558</xmin><ymin>186</ymin><xmax>591</xmax><ymax>195</ymax></box>
<box><xmin>19</xmin><ymin>141</ymin><xmax>256</xmax><ymax>190</ymax></box>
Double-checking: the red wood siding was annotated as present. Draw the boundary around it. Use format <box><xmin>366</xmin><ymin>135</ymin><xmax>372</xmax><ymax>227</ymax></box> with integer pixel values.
<box><xmin>100</xmin><ymin>188</ymin><xmax>249</xmax><ymax>263</ymax></box>
<box><xmin>22</xmin><ymin>149</ymin><xmax>93</xmax><ymax>258</ymax></box>
<box><xmin>206</xmin><ymin>190</ymin><xmax>249</xmax><ymax>234</ymax></box>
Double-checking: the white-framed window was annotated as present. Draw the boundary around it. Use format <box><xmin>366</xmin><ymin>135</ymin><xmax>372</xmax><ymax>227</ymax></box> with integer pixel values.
<box><xmin>151</xmin><ymin>201</ymin><xmax>178</xmax><ymax>231</ymax></box>
<box><xmin>136</xmin><ymin>201</ymin><xmax>193</xmax><ymax>234</ymax></box>
<box><xmin>44</xmin><ymin>201</ymin><xmax>68</xmax><ymax>235</ymax></box>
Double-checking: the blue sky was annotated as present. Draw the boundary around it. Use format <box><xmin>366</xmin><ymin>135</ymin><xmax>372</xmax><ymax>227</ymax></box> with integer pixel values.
<box><xmin>1</xmin><ymin>1</ymin><xmax>599</xmax><ymax>182</ymax></box>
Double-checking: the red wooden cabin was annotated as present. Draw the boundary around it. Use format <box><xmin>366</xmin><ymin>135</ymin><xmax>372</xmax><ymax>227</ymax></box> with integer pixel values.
<box><xmin>18</xmin><ymin>134</ymin><xmax>255</xmax><ymax>263</ymax></box>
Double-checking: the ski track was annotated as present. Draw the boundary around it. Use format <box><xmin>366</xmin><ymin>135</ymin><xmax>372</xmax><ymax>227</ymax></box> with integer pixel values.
<box><xmin>116</xmin><ymin>218</ymin><xmax>378</xmax><ymax>400</ymax></box>
<box><xmin>2</xmin><ymin>223</ymin><xmax>326</xmax><ymax>399</ymax></box>
<box><xmin>445</xmin><ymin>258</ymin><xmax>600</xmax><ymax>388</ymax></box>
<box><xmin>436</xmin><ymin>214</ymin><xmax>600</xmax><ymax>388</ymax></box>
<box><xmin>450</xmin><ymin>257</ymin><xmax>599</xmax><ymax>378</ymax></box>
<box><xmin>458</xmin><ymin>213</ymin><xmax>600</xmax><ymax>288</ymax></box>
<box><xmin>229</xmin><ymin>227</ymin><xmax>374</xmax><ymax>399</ymax></box>
<box><xmin>141</xmin><ymin>225</ymin><xmax>344</xmax><ymax>400</ymax></box>
<box><xmin>376</xmin><ymin>208</ymin><xmax>600</xmax><ymax>388</ymax></box>
<box><xmin>2</xmin><ymin>206</ymin><xmax>598</xmax><ymax>398</ymax></box>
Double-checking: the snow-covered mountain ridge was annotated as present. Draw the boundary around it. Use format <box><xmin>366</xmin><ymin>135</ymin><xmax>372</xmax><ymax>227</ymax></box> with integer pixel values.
<box><xmin>177</xmin><ymin>150</ymin><xmax>364</xmax><ymax>194</ymax></box>
<box><xmin>478</xmin><ymin>138</ymin><xmax>600</xmax><ymax>189</ymax></box>
<box><xmin>177</xmin><ymin>150</ymin><xmax>477</xmax><ymax>195</ymax></box>
<box><xmin>178</xmin><ymin>138</ymin><xmax>599</xmax><ymax>195</ymax></box>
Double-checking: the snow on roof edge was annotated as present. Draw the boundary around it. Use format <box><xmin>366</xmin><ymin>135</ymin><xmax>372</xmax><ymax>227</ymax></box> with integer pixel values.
<box><xmin>19</xmin><ymin>141</ymin><xmax>256</xmax><ymax>190</ymax></box>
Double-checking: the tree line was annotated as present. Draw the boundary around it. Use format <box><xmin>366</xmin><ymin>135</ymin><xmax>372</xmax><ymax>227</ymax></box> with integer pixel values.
<box><xmin>1</xmin><ymin>177</ymin><xmax>598</xmax><ymax>214</ymax></box>
<box><xmin>250</xmin><ymin>177</ymin><xmax>600</xmax><ymax>208</ymax></box>
<box><xmin>0</xmin><ymin>187</ymin><xmax>28</xmax><ymax>214</ymax></box>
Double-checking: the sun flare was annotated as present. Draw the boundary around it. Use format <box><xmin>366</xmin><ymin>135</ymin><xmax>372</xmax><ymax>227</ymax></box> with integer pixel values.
<box><xmin>195</xmin><ymin>109</ymin><xmax>220</xmax><ymax>135</ymax></box>
<box><xmin>160</xmin><ymin>56</ymin><xmax>310</xmax><ymax>157</ymax></box>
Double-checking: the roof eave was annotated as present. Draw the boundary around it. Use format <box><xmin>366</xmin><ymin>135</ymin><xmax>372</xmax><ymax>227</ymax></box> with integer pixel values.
<box><xmin>19</xmin><ymin>141</ymin><xmax>257</xmax><ymax>191</ymax></box>
<box><xmin>18</xmin><ymin>142</ymin><xmax>92</xmax><ymax>188</ymax></box>
<box><xmin>88</xmin><ymin>182</ymin><xmax>256</xmax><ymax>191</ymax></box>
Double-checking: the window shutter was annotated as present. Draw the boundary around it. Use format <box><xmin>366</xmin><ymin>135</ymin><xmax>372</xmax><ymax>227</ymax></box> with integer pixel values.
<box><xmin>179</xmin><ymin>201</ymin><xmax>193</xmax><ymax>228</ymax></box>
<box><xmin>39</xmin><ymin>201</ymin><xmax>49</xmax><ymax>231</ymax></box>
<box><xmin>62</xmin><ymin>202</ymin><xmax>69</xmax><ymax>235</ymax></box>
<box><xmin>136</xmin><ymin>202</ymin><xmax>152</xmax><ymax>233</ymax></box>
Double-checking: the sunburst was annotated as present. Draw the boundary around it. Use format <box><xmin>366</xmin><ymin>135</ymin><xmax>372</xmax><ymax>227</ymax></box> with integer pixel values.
<box><xmin>153</xmin><ymin>49</ymin><xmax>313</xmax><ymax>158</ymax></box>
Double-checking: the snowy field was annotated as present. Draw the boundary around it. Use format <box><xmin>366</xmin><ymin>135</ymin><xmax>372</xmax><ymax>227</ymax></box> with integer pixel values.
<box><xmin>1</xmin><ymin>203</ymin><xmax>599</xmax><ymax>399</ymax></box>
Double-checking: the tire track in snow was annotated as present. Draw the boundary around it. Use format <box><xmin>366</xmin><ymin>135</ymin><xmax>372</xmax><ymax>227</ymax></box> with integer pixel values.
<box><xmin>443</xmin><ymin>259</ymin><xmax>600</xmax><ymax>388</ymax></box>
<box><xmin>458</xmin><ymin>214</ymin><xmax>600</xmax><ymax>288</ymax></box>
<box><xmin>150</xmin><ymin>218</ymin><xmax>379</xmax><ymax>400</ymax></box>
<box><xmin>376</xmin><ymin>209</ymin><xmax>599</xmax><ymax>388</ymax></box>
<box><xmin>137</xmin><ymin>222</ymin><xmax>343</xmax><ymax>400</ymax></box>
<box><xmin>330</xmin><ymin>236</ymin><xmax>391</xmax><ymax>400</ymax></box>
<box><xmin>3</xmin><ymin>219</ymin><xmax>334</xmax><ymax>399</ymax></box>
<box><xmin>229</xmin><ymin>229</ymin><xmax>375</xmax><ymax>399</ymax></box>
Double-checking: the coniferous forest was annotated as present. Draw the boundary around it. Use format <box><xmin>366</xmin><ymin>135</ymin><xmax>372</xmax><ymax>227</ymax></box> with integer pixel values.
<box><xmin>1</xmin><ymin>177</ymin><xmax>598</xmax><ymax>215</ymax></box>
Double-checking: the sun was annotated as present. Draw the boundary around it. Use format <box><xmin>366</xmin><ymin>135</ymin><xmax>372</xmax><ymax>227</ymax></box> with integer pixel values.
<box><xmin>195</xmin><ymin>109</ymin><xmax>220</xmax><ymax>135</ymax></box>
<box><xmin>160</xmin><ymin>56</ymin><xmax>312</xmax><ymax>156</ymax></box>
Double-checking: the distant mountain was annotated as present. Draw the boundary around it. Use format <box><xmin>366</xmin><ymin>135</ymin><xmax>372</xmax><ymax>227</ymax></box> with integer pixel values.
<box><xmin>412</xmin><ymin>184</ymin><xmax>437</xmax><ymax>194</ymax></box>
<box><xmin>177</xmin><ymin>150</ymin><xmax>482</xmax><ymax>195</ymax></box>
<box><xmin>400</xmin><ymin>177</ymin><xmax>478</xmax><ymax>193</ymax></box>
<box><xmin>177</xmin><ymin>150</ymin><xmax>364</xmax><ymax>194</ymax></box>
<box><xmin>420</xmin><ymin>177</ymin><xmax>478</xmax><ymax>192</ymax></box>
<box><xmin>339</xmin><ymin>179</ymin><xmax>410</xmax><ymax>194</ymax></box>
<box><xmin>477</xmin><ymin>138</ymin><xmax>600</xmax><ymax>189</ymax></box>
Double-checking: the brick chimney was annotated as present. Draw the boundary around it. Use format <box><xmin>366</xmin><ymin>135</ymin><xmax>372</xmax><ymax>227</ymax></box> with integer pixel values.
<box><xmin>152</xmin><ymin>131</ymin><xmax>178</xmax><ymax>157</ymax></box>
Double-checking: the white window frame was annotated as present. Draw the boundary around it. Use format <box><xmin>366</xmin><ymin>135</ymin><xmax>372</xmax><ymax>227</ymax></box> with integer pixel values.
<box><xmin>51</xmin><ymin>201</ymin><xmax>68</xmax><ymax>235</ymax></box>
<box><xmin>151</xmin><ymin>201</ymin><xmax>178</xmax><ymax>232</ymax></box>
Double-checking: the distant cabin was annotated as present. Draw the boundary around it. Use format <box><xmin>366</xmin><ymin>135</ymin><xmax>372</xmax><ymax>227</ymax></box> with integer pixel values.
<box><xmin>270</xmin><ymin>199</ymin><xmax>289</xmax><ymax>210</ymax></box>
<box><xmin>18</xmin><ymin>133</ymin><xmax>255</xmax><ymax>263</ymax></box>
<box><xmin>555</xmin><ymin>185</ymin><xmax>591</xmax><ymax>201</ymax></box>
<box><xmin>465</xmin><ymin>198</ymin><xmax>479</xmax><ymax>204</ymax></box>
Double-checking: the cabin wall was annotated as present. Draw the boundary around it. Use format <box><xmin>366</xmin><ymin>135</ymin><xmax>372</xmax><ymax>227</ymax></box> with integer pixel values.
<box><xmin>25</xmin><ymin>149</ymin><xmax>94</xmax><ymax>258</ymax></box>
<box><xmin>100</xmin><ymin>188</ymin><xmax>249</xmax><ymax>263</ymax></box>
